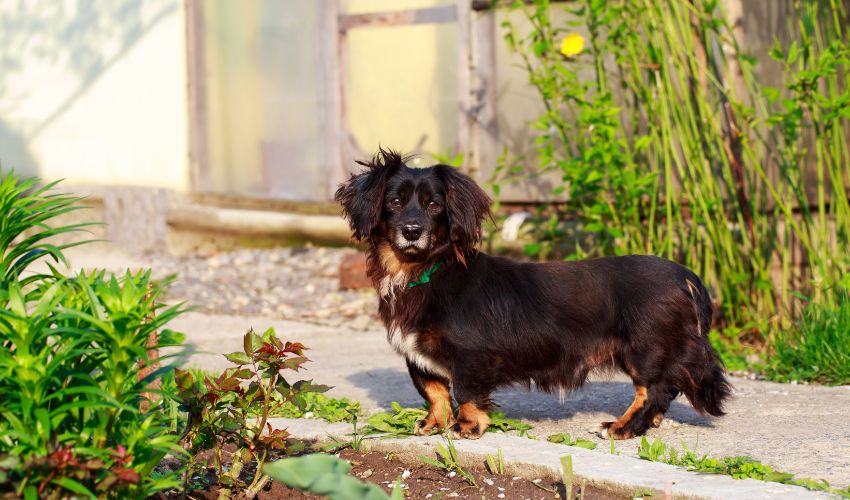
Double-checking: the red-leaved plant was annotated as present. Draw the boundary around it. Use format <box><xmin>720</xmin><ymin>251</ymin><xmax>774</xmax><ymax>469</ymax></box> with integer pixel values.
<box><xmin>175</xmin><ymin>328</ymin><xmax>330</xmax><ymax>497</ymax></box>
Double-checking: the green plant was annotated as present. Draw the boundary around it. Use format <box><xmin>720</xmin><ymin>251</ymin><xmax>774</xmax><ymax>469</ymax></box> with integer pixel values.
<box><xmin>561</xmin><ymin>455</ymin><xmax>573</xmax><ymax>500</ymax></box>
<box><xmin>268</xmin><ymin>391</ymin><xmax>362</xmax><ymax>422</ymax></box>
<box><xmin>417</xmin><ymin>436</ymin><xmax>477</xmax><ymax>487</ymax></box>
<box><xmin>767</xmin><ymin>287</ymin><xmax>850</xmax><ymax>385</ymax></box>
<box><xmin>264</xmin><ymin>453</ymin><xmax>402</xmax><ymax>500</ymax></box>
<box><xmin>175</xmin><ymin>328</ymin><xmax>330</xmax><ymax>497</ymax></box>
<box><xmin>495</xmin><ymin>0</ymin><xmax>850</xmax><ymax>355</ymax></box>
<box><xmin>485</xmin><ymin>448</ymin><xmax>505</xmax><ymax>475</ymax></box>
<box><xmin>366</xmin><ymin>403</ymin><xmax>533</xmax><ymax>436</ymax></box>
<box><xmin>0</xmin><ymin>172</ymin><xmax>187</xmax><ymax>498</ymax></box>
<box><xmin>637</xmin><ymin>436</ymin><xmax>850</xmax><ymax>497</ymax></box>
<box><xmin>547</xmin><ymin>433</ymin><xmax>597</xmax><ymax>450</ymax></box>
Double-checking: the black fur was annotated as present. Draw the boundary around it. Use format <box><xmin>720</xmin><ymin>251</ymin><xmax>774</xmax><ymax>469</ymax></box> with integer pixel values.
<box><xmin>334</xmin><ymin>148</ymin><xmax>732</xmax><ymax>439</ymax></box>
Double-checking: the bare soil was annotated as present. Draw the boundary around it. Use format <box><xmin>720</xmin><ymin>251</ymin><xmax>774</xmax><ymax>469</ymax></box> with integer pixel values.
<box><xmin>158</xmin><ymin>447</ymin><xmax>626</xmax><ymax>499</ymax></box>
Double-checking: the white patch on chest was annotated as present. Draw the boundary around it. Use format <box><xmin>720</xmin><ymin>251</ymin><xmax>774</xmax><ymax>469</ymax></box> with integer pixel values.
<box><xmin>388</xmin><ymin>326</ymin><xmax>451</xmax><ymax>380</ymax></box>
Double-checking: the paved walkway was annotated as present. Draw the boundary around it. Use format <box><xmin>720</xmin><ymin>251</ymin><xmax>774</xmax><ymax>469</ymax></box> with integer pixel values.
<box><xmin>57</xmin><ymin>246</ymin><xmax>850</xmax><ymax>488</ymax></box>
<box><xmin>169</xmin><ymin>312</ymin><xmax>850</xmax><ymax>489</ymax></box>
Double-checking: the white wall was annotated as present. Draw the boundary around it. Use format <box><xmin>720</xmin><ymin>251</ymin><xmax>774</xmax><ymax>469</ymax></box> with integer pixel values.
<box><xmin>0</xmin><ymin>0</ymin><xmax>189</xmax><ymax>190</ymax></box>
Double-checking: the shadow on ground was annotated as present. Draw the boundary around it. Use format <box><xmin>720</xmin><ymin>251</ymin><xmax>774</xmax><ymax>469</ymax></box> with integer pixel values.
<box><xmin>346</xmin><ymin>368</ymin><xmax>714</xmax><ymax>428</ymax></box>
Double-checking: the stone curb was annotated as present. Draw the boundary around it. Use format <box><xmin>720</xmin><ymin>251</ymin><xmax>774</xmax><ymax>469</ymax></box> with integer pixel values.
<box><xmin>267</xmin><ymin>418</ymin><xmax>833</xmax><ymax>499</ymax></box>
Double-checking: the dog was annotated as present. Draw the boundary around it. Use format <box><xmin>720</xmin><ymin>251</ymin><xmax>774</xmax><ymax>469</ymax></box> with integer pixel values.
<box><xmin>334</xmin><ymin>148</ymin><xmax>731</xmax><ymax>440</ymax></box>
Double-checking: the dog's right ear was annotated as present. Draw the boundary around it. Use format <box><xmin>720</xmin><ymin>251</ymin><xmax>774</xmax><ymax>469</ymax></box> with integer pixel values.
<box><xmin>334</xmin><ymin>148</ymin><xmax>405</xmax><ymax>241</ymax></box>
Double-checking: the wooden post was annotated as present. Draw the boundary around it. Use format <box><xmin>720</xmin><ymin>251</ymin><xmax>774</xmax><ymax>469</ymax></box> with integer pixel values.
<box><xmin>472</xmin><ymin>7</ymin><xmax>499</xmax><ymax>184</ymax></box>
<box><xmin>319</xmin><ymin>0</ymin><xmax>344</xmax><ymax>199</ymax></box>
<box><xmin>186</xmin><ymin>0</ymin><xmax>210</xmax><ymax>193</ymax></box>
<box><xmin>456</xmin><ymin>0</ymin><xmax>473</xmax><ymax>174</ymax></box>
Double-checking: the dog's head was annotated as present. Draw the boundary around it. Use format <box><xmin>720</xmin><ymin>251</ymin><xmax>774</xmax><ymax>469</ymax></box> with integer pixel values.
<box><xmin>334</xmin><ymin>148</ymin><xmax>491</xmax><ymax>264</ymax></box>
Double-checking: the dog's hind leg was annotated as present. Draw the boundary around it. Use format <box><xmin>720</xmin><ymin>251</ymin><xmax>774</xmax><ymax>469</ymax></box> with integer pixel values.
<box><xmin>600</xmin><ymin>383</ymin><xmax>678</xmax><ymax>439</ymax></box>
<box><xmin>407</xmin><ymin>361</ymin><xmax>454</xmax><ymax>435</ymax></box>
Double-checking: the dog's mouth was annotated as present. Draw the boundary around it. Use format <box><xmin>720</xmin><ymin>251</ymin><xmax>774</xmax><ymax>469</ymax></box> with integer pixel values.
<box><xmin>392</xmin><ymin>232</ymin><xmax>431</xmax><ymax>258</ymax></box>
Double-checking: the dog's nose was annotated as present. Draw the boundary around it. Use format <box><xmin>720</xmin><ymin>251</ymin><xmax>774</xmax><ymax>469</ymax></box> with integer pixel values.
<box><xmin>401</xmin><ymin>224</ymin><xmax>423</xmax><ymax>241</ymax></box>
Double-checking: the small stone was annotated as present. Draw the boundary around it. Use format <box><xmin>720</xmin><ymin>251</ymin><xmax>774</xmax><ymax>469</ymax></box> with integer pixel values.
<box><xmin>497</xmin><ymin>494</ymin><xmax>505</xmax><ymax>499</ymax></box>
<box><xmin>483</xmin><ymin>478</ymin><xmax>494</xmax><ymax>486</ymax></box>
<box><xmin>448</xmin><ymin>471</ymin><xmax>456</xmax><ymax>478</ymax></box>
<box><xmin>305</xmin><ymin>283</ymin><xmax>316</xmax><ymax>294</ymax></box>
<box><xmin>401</xmin><ymin>469</ymin><xmax>411</xmax><ymax>479</ymax></box>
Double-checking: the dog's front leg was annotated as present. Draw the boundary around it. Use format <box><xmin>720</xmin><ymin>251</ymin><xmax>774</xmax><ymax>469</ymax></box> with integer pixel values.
<box><xmin>407</xmin><ymin>361</ymin><xmax>454</xmax><ymax>435</ymax></box>
<box><xmin>449</xmin><ymin>365</ymin><xmax>492</xmax><ymax>439</ymax></box>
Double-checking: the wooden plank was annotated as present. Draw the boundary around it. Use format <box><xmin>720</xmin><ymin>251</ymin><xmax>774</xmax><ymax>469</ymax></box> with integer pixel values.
<box><xmin>338</xmin><ymin>5</ymin><xmax>456</xmax><ymax>31</ymax></box>
<box><xmin>318</xmin><ymin>0</ymin><xmax>344</xmax><ymax>200</ymax></box>
<box><xmin>472</xmin><ymin>9</ymin><xmax>499</xmax><ymax>183</ymax></box>
<box><xmin>185</xmin><ymin>0</ymin><xmax>210</xmax><ymax>192</ymax></box>
<box><xmin>457</xmin><ymin>0</ymin><xmax>473</xmax><ymax>173</ymax></box>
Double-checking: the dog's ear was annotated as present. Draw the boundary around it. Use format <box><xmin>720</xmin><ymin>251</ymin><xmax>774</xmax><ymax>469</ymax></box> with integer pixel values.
<box><xmin>334</xmin><ymin>148</ymin><xmax>405</xmax><ymax>240</ymax></box>
<box><xmin>435</xmin><ymin>165</ymin><xmax>492</xmax><ymax>258</ymax></box>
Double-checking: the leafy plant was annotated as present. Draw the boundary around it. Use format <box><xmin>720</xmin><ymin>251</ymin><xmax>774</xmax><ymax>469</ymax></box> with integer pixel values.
<box><xmin>637</xmin><ymin>436</ymin><xmax>850</xmax><ymax>497</ymax></box>
<box><xmin>561</xmin><ymin>455</ymin><xmax>573</xmax><ymax>500</ymax></box>
<box><xmin>495</xmin><ymin>0</ymin><xmax>850</xmax><ymax>355</ymax></box>
<box><xmin>366</xmin><ymin>403</ymin><xmax>427</xmax><ymax>435</ymax></box>
<box><xmin>485</xmin><ymin>449</ymin><xmax>505</xmax><ymax>475</ymax></box>
<box><xmin>175</xmin><ymin>328</ymin><xmax>330</xmax><ymax>497</ymax></box>
<box><xmin>417</xmin><ymin>436</ymin><xmax>477</xmax><ymax>487</ymax></box>
<box><xmin>264</xmin><ymin>454</ymin><xmax>402</xmax><ymax>500</ymax></box>
<box><xmin>268</xmin><ymin>391</ymin><xmax>362</xmax><ymax>422</ymax></box>
<box><xmin>547</xmin><ymin>433</ymin><xmax>597</xmax><ymax>450</ymax></box>
<box><xmin>767</xmin><ymin>288</ymin><xmax>850</xmax><ymax>385</ymax></box>
<box><xmin>366</xmin><ymin>403</ymin><xmax>533</xmax><ymax>436</ymax></box>
<box><xmin>0</xmin><ymin>172</ymin><xmax>187</xmax><ymax>498</ymax></box>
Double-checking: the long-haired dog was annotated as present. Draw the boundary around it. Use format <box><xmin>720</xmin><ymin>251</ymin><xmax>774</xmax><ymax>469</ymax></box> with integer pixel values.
<box><xmin>335</xmin><ymin>148</ymin><xmax>731</xmax><ymax>440</ymax></box>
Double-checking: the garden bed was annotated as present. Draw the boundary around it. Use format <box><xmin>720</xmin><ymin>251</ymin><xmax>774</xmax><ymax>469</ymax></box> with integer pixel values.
<box><xmin>157</xmin><ymin>447</ymin><xmax>625</xmax><ymax>499</ymax></box>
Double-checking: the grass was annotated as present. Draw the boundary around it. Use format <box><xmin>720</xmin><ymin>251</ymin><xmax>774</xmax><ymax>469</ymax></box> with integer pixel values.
<box><xmin>766</xmin><ymin>289</ymin><xmax>850</xmax><ymax>385</ymax></box>
<box><xmin>417</xmin><ymin>436</ymin><xmax>477</xmax><ymax>487</ymax></box>
<box><xmin>637</xmin><ymin>436</ymin><xmax>850</xmax><ymax>498</ymax></box>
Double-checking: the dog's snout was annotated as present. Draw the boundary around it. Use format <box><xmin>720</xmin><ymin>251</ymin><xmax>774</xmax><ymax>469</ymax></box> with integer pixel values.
<box><xmin>401</xmin><ymin>224</ymin><xmax>423</xmax><ymax>241</ymax></box>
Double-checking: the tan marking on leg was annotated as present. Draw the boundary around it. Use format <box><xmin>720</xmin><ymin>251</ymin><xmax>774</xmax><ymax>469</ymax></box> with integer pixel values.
<box><xmin>414</xmin><ymin>380</ymin><xmax>454</xmax><ymax>436</ymax></box>
<box><xmin>603</xmin><ymin>385</ymin><xmax>648</xmax><ymax>440</ymax></box>
<box><xmin>651</xmin><ymin>412</ymin><xmax>664</xmax><ymax>428</ymax></box>
<box><xmin>449</xmin><ymin>402</ymin><xmax>490</xmax><ymax>439</ymax></box>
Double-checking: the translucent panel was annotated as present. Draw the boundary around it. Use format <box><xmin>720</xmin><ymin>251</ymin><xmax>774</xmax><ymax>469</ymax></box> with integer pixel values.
<box><xmin>203</xmin><ymin>0</ymin><xmax>326</xmax><ymax>200</ymax></box>
<box><xmin>346</xmin><ymin>20</ymin><xmax>458</xmax><ymax>164</ymax></box>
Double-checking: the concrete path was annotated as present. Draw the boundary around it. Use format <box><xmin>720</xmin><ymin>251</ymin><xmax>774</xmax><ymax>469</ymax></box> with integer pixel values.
<box><xmin>169</xmin><ymin>312</ymin><xmax>850</xmax><ymax>489</ymax></box>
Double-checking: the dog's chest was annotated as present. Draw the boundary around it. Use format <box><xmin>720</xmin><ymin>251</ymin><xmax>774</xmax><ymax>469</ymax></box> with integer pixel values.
<box><xmin>387</xmin><ymin>327</ymin><xmax>450</xmax><ymax>380</ymax></box>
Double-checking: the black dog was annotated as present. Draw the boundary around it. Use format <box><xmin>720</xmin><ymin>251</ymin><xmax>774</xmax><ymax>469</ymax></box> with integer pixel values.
<box><xmin>335</xmin><ymin>148</ymin><xmax>731</xmax><ymax>440</ymax></box>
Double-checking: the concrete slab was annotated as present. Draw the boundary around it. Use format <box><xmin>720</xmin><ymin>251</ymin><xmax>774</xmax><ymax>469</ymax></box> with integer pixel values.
<box><xmin>168</xmin><ymin>312</ymin><xmax>850</xmax><ymax>489</ymax></box>
<box><xmin>266</xmin><ymin>418</ymin><xmax>834</xmax><ymax>500</ymax></box>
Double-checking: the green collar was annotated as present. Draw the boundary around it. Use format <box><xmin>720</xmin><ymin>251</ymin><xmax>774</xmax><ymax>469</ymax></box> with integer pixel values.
<box><xmin>407</xmin><ymin>260</ymin><xmax>443</xmax><ymax>288</ymax></box>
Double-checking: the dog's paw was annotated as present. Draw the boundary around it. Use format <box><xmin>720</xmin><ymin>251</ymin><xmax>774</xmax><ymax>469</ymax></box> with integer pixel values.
<box><xmin>598</xmin><ymin>421</ymin><xmax>635</xmax><ymax>440</ymax></box>
<box><xmin>414</xmin><ymin>418</ymin><xmax>438</xmax><ymax>436</ymax></box>
<box><xmin>449</xmin><ymin>420</ymin><xmax>486</xmax><ymax>440</ymax></box>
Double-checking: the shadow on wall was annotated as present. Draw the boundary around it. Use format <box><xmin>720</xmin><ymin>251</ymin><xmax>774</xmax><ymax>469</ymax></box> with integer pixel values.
<box><xmin>0</xmin><ymin>0</ymin><xmax>178</xmax><ymax>175</ymax></box>
<box><xmin>0</xmin><ymin>119</ymin><xmax>37</xmax><ymax>177</ymax></box>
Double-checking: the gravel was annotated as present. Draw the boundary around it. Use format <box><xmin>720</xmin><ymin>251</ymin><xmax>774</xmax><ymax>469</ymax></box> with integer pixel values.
<box><xmin>147</xmin><ymin>245</ymin><xmax>381</xmax><ymax>331</ymax></box>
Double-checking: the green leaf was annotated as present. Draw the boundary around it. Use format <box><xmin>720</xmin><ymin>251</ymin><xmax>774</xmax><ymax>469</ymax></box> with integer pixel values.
<box><xmin>225</xmin><ymin>352</ymin><xmax>252</xmax><ymax>365</ymax></box>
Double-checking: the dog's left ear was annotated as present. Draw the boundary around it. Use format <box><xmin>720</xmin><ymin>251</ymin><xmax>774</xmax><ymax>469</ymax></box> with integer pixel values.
<box><xmin>334</xmin><ymin>148</ymin><xmax>404</xmax><ymax>240</ymax></box>
<box><xmin>435</xmin><ymin>165</ymin><xmax>492</xmax><ymax>257</ymax></box>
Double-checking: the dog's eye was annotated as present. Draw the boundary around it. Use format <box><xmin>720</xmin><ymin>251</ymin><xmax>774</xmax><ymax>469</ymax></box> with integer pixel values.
<box><xmin>427</xmin><ymin>201</ymin><xmax>440</xmax><ymax>211</ymax></box>
<box><xmin>387</xmin><ymin>198</ymin><xmax>401</xmax><ymax>209</ymax></box>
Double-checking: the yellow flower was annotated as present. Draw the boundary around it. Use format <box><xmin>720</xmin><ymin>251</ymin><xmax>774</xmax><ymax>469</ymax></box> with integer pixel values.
<box><xmin>560</xmin><ymin>33</ymin><xmax>585</xmax><ymax>57</ymax></box>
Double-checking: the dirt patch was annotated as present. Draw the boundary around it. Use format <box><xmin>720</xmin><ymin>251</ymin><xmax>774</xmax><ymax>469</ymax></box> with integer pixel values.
<box><xmin>157</xmin><ymin>447</ymin><xmax>626</xmax><ymax>499</ymax></box>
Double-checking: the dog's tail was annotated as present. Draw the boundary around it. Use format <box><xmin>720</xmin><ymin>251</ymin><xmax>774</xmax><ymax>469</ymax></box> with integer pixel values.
<box><xmin>681</xmin><ymin>274</ymin><xmax>731</xmax><ymax>417</ymax></box>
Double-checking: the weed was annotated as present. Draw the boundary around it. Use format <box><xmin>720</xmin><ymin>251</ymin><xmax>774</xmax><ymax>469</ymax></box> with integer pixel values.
<box><xmin>485</xmin><ymin>449</ymin><xmax>505</xmax><ymax>475</ymax></box>
<box><xmin>417</xmin><ymin>436</ymin><xmax>477</xmax><ymax>487</ymax></box>
<box><xmin>366</xmin><ymin>403</ymin><xmax>533</xmax><ymax>436</ymax></box>
<box><xmin>637</xmin><ymin>436</ymin><xmax>850</xmax><ymax>497</ymax></box>
<box><xmin>767</xmin><ymin>288</ymin><xmax>850</xmax><ymax>385</ymax></box>
<box><xmin>268</xmin><ymin>391</ymin><xmax>362</xmax><ymax>422</ymax></box>
<box><xmin>561</xmin><ymin>455</ymin><xmax>573</xmax><ymax>500</ymax></box>
<box><xmin>548</xmin><ymin>433</ymin><xmax>597</xmax><ymax>450</ymax></box>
